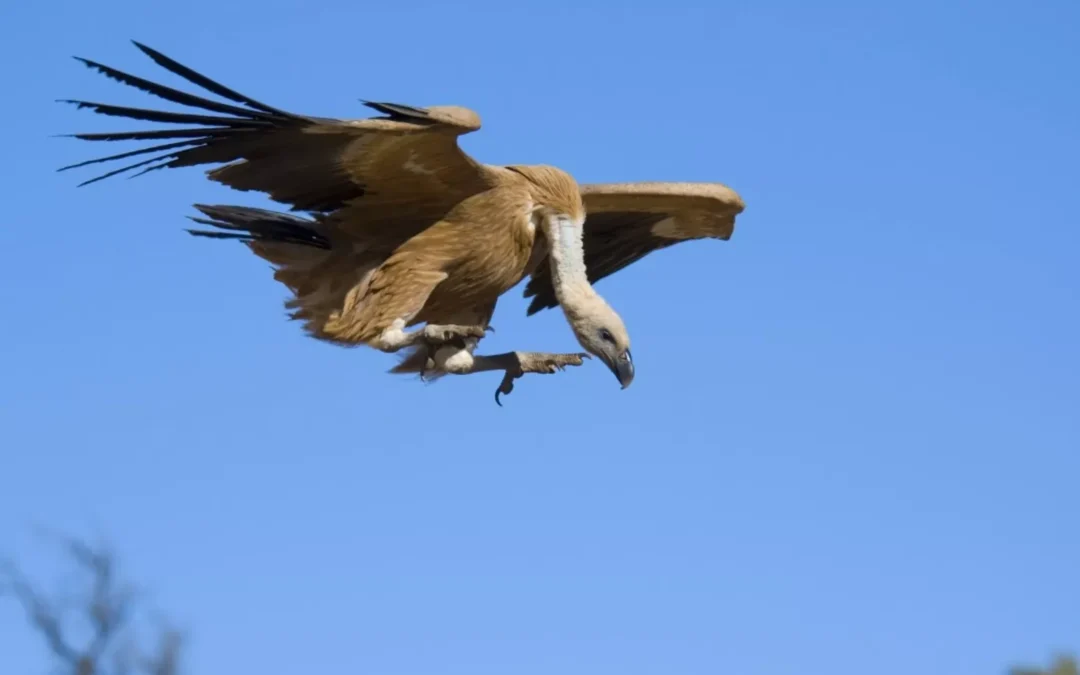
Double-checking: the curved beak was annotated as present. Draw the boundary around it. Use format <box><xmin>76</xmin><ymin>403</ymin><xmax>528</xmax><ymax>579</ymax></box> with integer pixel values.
<box><xmin>610</xmin><ymin>349</ymin><xmax>634</xmax><ymax>389</ymax></box>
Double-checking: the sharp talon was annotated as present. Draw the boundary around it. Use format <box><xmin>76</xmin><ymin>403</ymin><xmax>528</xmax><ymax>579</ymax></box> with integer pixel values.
<box><xmin>418</xmin><ymin>345</ymin><xmax>436</xmax><ymax>381</ymax></box>
<box><xmin>485</xmin><ymin>326</ymin><xmax>495</xmax><ymax>334</ymax></box>
<box><xmin>494</xmin><ymin>370</ymin><xmax>518</xmax><ymax>407</ymax></box>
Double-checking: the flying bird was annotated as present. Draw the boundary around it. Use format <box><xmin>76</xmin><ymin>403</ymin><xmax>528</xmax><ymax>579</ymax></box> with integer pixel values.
<box><xmin>59</xmin><ymin>42</ymin><xmax>745</xmax><ymax>403</ymax></box>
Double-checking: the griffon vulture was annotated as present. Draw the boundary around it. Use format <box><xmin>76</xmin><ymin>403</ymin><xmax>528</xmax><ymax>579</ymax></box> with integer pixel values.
<box><xmin>59</xmin><ymin>42</ymin><xmax>745</xmax><ymax>403</ymax></box>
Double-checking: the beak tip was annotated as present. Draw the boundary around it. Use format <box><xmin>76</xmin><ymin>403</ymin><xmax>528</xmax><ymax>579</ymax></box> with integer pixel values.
<box><xmin>613</xmin><ymin>358</ymin><xmax>634</xmax><ymax>390</ymax></box>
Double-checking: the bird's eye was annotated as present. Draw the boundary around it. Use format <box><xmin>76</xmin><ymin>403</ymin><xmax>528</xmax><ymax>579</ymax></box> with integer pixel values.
<box><xmin>599</xmin><ymin>329</ymin><xmax>615</xmax><ymax>344</ymax></box>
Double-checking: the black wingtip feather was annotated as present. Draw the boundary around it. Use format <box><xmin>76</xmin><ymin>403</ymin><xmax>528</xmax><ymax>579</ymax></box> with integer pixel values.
<box><xmin>130</xmin><ymin>41</ymin><xmax>294</xmax><ymax>118</ymax></box>
<box><xmin>72</xmin><ymin>55</ymin><xmax>286</xmax><ymax>121</ymax></box>
<box><xmin>185</xmin><ymin>205</ymin><xmax>332</xmax><ymax>250</ymax></box>
<box><xmin>75</xmin><ymin>150</ymin><xmax>184</xmax><ymax>186</ymax></box>
<box><xmin>66</xmin><ymin>127</ymin><xmax>241</xmax><ymax>142</ymax></box>
<box><xmin>57</xmin><ymin>139</ymin><xmax>204</xmax><ymax>172</ymax></box>
<box><xmin>126</xmin><ymin>158</ymin><xmax>181</xmax><ymax>181</ymax></box>
<box><xmin>58</xmin><ymin>98</ymin><xmax>273</xmax><ymax>128</ymax></box>
<box><xmin>60</xmin><ymin>42</ymin><xmax>332</xmax><ymax>190</ymax></box>
<box><xmin>361</xmin><ymin>100</ymin><xmax>433</xmax><ymax>122</ymax></box>
<box><xmin>185</xmin><ymin>229</ymin><xmax>253</xmax><ymax>241</ymax></box>
<box><xmin>525</xmin><ymin>297</ymin><xmax>554</xmax><ymax>315</ymax></box>
<box><xmin>61</xmin><ymin>49</ymin><xmax>288</xmax><ymax>185</ymax></box>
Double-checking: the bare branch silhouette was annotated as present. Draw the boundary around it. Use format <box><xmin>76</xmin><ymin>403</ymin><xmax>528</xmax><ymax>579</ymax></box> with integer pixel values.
<box><xmin>1</xmin><ymin>533</ymin><xmax>183</xmax><ymax>675</ymax></box>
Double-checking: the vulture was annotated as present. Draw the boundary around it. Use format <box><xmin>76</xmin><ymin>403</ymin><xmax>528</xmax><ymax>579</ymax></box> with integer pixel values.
<box><xmin>59</xmin><ymin>42</ymin><xmax>745</xmax><ymax>403</ymax></box>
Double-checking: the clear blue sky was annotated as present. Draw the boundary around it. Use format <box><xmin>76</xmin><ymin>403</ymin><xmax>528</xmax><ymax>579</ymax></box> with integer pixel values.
<box><xmin>2</xmin><ymin>1</ymin><xmax>1077</xmax><ymax>673</ymax></box>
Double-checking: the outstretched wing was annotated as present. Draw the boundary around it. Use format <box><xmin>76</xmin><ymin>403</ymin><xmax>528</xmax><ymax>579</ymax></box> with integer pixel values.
<box><xmin>522</xmin><ymin>182</ymin><xmax>745</xmax><ymax>315</ymax></box>
<box><xmin>60</xmin><ymin>41</ymin><xmax>491</xmax><ymax>222</ymax></box>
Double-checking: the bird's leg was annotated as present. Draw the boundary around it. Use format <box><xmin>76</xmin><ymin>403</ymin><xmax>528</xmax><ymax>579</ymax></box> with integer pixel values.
<box><xmin>376</xmin><ymin>319</ymin><xmax>491</xmax><ymax>355</ymax></box>
<box><xmin>459</xmin><ymin>351</ymin><xmax>591</xmax><ymax>405</ymax></box>
<box><xmin>416</xmin><ymin>325</ymin><xmax>496</xmax><ymax>381</ymax></box>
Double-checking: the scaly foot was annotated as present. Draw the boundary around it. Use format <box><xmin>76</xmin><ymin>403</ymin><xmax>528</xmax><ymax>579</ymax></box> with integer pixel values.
<box><xmin>495</xmin><ymin>352</ymin><xmax>590</xmax><ymax>406</ymax></box>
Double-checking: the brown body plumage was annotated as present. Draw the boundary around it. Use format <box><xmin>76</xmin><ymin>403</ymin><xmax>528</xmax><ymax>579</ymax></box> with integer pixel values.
<box><xmin>60</xmin><ymin>42</ymin><xmax>745</xmax><ymax>401</ymax></box>
<box><xmin>314</xmin><ymin>165</ymin><xmax>582</xmax><ymax>345</ymax></box>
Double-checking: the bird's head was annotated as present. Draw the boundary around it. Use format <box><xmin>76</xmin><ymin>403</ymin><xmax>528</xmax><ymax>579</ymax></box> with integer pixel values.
<box><xmin>563</xmin><ymin>292</ymin><xmax>634</xmax><ymax>389</ymax></box>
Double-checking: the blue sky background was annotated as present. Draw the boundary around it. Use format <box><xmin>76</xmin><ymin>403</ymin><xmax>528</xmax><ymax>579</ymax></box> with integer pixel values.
<box><xmin>1</xmin><ymin>1</ymin><xmax>1077</xmax><ymax>674</ymax></box>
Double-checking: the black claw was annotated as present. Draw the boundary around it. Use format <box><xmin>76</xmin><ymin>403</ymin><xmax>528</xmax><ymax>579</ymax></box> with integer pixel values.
<box><xmin>495</xmin><ymin>381</ymin><xmax>510</xmax><ymax>406</ymax></box>
<box><xmin>494</xmin><ymin>371</ymin><xmax>518</xmax><ymax>407</ymax></box>
<box><xmin>418</xmin><ymin>345</ymin><xmax>437</xmax><ymax>381</ymax></box>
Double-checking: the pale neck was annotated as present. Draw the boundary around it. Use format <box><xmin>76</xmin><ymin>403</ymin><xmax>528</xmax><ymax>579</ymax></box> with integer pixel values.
<box><xmin>541</xmin><ymin>214</ymin><xmax>596</xmax><ymax>311</ymax></box>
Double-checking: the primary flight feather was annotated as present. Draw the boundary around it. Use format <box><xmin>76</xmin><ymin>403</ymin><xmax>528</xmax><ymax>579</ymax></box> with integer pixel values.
<box><xmin>60</xmin><ymin>41</ymin><xmax>745</xmax><ymax>403</ymax></box>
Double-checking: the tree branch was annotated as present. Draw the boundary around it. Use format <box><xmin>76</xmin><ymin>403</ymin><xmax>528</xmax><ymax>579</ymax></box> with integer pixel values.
<box><xmin>1</xmin><ymin>533</ymin><xmax>183</xmax><ymax>675</ymax></box>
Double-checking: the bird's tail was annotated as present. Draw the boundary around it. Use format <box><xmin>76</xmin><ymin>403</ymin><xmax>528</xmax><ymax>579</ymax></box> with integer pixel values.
<box><xmin>186</xmin><ymin>204</ymin><xmax>331</xmax><ymax>249</ymax></box>
<box><xmin>185</xmin><ymin>203</ymin><xmax>361</xmax><ymax>341</ymax></box>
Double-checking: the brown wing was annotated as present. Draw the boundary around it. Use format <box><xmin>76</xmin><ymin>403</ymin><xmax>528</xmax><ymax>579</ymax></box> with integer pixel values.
<box><xmin>523</xmin><ymin>182</ymin><xmax>745</xmax><ymax>315</ymax></box>
<box><xmin>60</xmin><ymin>41</ymin><xmax>491</xmax><ymax>223</ymax></box>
